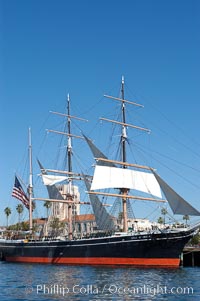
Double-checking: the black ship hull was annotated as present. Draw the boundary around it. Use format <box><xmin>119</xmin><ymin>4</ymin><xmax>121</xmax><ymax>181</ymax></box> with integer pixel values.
<box><xmin>0</xmin><ymin>229</ymin><xmax>194</xmax><ymax>267</ymax></box>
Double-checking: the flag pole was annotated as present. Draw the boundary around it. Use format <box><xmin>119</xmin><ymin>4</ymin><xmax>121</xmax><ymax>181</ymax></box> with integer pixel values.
<box><xmin>28</xmin><ymin>128</ymin><xmax>33</xmax><ymax>232</ymax></box>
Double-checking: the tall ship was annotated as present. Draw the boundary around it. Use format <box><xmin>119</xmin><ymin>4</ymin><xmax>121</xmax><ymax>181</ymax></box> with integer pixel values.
<box><xmin>0</xmin><ymin>77</ymin><xmax>200</xmax><ymax>267</ymax></box>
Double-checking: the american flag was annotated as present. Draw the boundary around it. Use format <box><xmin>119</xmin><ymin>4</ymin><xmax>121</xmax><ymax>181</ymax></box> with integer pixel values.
<box><xmin>12</xmin><ymin>176</ymin><xmax>30</xmax><ymax>209</ymax></box>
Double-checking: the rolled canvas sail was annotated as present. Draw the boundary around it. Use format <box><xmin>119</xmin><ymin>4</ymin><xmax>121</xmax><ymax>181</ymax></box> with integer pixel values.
<box><xmin>38</xmin><ymin>160</ymin><xmax>65</xmax><ymax>202</ymax></box>
<box><xmin>91</xmin><ymin>165</ymin><xmax>162</xmax><ymax>198</ymax></box>
<box><xmin>41</xmin><ymin>174</ymin><xmax>68</xmax><ymax>186</ymax></box>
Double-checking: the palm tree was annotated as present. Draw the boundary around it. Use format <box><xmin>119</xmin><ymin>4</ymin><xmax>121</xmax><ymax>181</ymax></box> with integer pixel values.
<box><xmin>43</xmin><ymin>201</ymin><xmax>52</xmax><ymax>219</ymax></box>
<box><xmin>157</xmin><ymin>216</ymin><xmax>164</xmax><ymax>224</ymax></box>
<box><xmin>161</xmin><ymin>208</ymin><xmax>168</xmax><ymax>225</ymax></box>
<box><xmin>4</xmin><ymin>207</ymin><xmax>11</xmax><ymax>227</ymax></box>
<box><xmin>32</xmin><ymin>219</ymin><xmax>39</xmax><ymax>235</ymax></box>
<box><xmin>50</xmin><ymin>217</ymin><xmax>65</xmax><ymax>237</ymax></box>
<box><xmin>183</xmin><ymin>214</ymin><xmax>190</xmax><ymax>226</ymax></box>
<box><xmin>16</xmin><ymin>204</ymin><xmax>24</xmax><ymax>230</ymax></box>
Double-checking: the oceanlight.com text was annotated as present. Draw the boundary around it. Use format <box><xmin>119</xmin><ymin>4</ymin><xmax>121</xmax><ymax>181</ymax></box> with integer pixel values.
<box><xmin>24</xmin><ymin>283</ymin><xmax>194</xmax><ymax>297</ymax></box>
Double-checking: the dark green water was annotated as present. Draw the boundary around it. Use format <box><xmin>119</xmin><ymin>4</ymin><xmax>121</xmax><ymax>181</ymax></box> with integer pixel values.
<box><xmin>0</xmin><ymin>262</ymin><xmax>199</xmax><ymax>300</ymax></box>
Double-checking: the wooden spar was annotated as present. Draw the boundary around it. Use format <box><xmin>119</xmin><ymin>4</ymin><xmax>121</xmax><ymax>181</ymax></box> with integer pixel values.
<box><xmin>95</xmin><ymin>157</ymin><xmax>153</xmax><ymax>171</ymax></box>
<box><xmin>32</xmin><ymin>197</ymin><xmax>110</xmax><ymax>207</ymax></box>
<box><xmin>50</xmin><ymin>111</ymin><xmax>88</xmax><ymax>122</ymax></box>
<box><xmin>87</xmin><ymin>191</ymin><xmax>166</xmax><ymax>203</ymax></box>
<box><xmin>40</xmin><ymin>168</ymin><xmax>76</xmax><ymax>175</ymax></box>
<box><xmin>31</xmin><ymin>197</ymin><xmax>91</xmax><ymax>205</ymax></box>
<box><xmin>47</xmin><ymin>192</ymin><xmax>112</xmax><ymax>207</ymax></box>
<box><xmin>46</xmin><ymin>129</ymin><xmax>84</xmax><ymax>140</ymax></box>
<box><xmin>102</xmin><ymin>203</ymin><xmax>112</xmax><ymax>207</ymax></box>
<box><xmin>40</xmin><ymin>168</ymin><xmax>92</xmax><ymax>178</ymax></box>
<box><xmin>104</xmin><ymin>94</ymin><xmax>144</xmax><ymax>108</ymax></box>
<box><xmin>100</xmin><ymin>117</ymin><xmax>150</xmax><ymax>133</ymax></box>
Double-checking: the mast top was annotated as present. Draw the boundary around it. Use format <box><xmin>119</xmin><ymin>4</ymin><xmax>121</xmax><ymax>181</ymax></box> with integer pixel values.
<box><xmin>122</xmin><ymin>75</ymin><xmax>124</xmax><ymax>84</ymax></box>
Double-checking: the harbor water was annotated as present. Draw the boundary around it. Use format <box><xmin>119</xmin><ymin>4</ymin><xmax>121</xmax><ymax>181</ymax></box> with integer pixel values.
<box><xmin>0</xmin><ymin>262</ymin><xmax>200</xmax><ymax>300</ymax></box>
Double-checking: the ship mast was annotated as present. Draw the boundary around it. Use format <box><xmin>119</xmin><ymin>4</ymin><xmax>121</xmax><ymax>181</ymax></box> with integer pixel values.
<box><xmin>44</xmin><ymin>95</ymin><xmax>88</xmax><ymax>239</ymax></box>
<box><xmin>28</xmin><ymin>127</ymin><xmax>33</xmax><ymax>232</ymax></box>
<box><xmin>67</xmin><ymin>94</ymin><xmax>72</xmax><ymax>173</ymax></box>
<box><xmin>67</xmin><ymin>94</ymin><xmax>73</xmax><ymax>240</ymax></box>
<box><xmin>120</xmin><ymin>76</ymin><xmax>128</xmax><ymax>232</ymax></box>
<box><xmin>98</xmin><ymin>77</ymin><xmax>150</xmax><ymax>232</ymax></box>
<box><xmin>121</xmin><ymin>75</ymin><xmax>127</xmax><ymax>164</ymax></box>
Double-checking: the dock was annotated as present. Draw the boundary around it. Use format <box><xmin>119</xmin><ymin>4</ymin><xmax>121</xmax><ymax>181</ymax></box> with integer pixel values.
<box><xmin>182</xmin><ymin>247</ymin><xmax>200</xmax><ymax>267</ymax></box>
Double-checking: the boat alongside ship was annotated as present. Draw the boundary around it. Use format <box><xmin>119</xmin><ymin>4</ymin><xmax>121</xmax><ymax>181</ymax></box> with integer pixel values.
<box><xmin>0</xmin><ymin>77</ymin><xmax>200</xmax><ymax>267</ymax></box>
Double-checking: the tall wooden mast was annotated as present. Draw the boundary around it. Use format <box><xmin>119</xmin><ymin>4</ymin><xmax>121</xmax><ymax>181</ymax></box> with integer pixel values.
<box><xmin>28</xmin><ymin>127</ymin><xmax>33</xmax><ymax>232</ymax></box>
<box><xmin>121</xmin><ymin>75</ymin><xmax>127</xmax><ymax>164</ymax></box>
<box><xmin>67</xmin><ymin>94</ymin><xmax>72</xmax><ymax>173</ymax></box>
<box><xmin>45</xmin><ymin>95</ymin><xmax>88</xmax><ymax>240</ymax></box>
<box><xmin>100</xmin><ymin>77</ymin><xmax>150</xmax><ymax>232</ymax></box>
<box><xmin>67</xmin><ymin>94</ymin><xmax>73</xmax><ymax>240</ymax></box>
<box><xmin>120</xmin><ymin>76</ymin><xmax>128</xmax><ymax>232</ymax></box>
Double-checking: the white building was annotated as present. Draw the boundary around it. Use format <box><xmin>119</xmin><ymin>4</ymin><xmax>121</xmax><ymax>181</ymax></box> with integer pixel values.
<box><xmin>52</xmin><ymin>184</ymin><xmax>80</xmax><ymax>220</ymax></box>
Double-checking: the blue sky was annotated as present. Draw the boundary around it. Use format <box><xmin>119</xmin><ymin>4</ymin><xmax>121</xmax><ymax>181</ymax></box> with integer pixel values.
<box><xmin>1</xmin><ymin>0</ymin><xmax>200</xmax><ymax>226</ymax></box>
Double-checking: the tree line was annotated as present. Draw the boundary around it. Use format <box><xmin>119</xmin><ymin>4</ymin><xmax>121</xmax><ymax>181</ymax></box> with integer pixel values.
<box><xmin>4</xmin><ymin>201</ymin><xmax>52</xmax><ymax>230</ymax></box>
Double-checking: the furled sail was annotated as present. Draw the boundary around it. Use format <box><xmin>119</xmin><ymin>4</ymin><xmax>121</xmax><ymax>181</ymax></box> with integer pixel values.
<box><xmin>152</xmin><ymin>170</ymin><xmax>200</xmax><ymax>216</ymax></box>
<box><xmin>91</xmin><ymin>165</ymin><xmax>162</xmax><ymax>198</ymax></box>
<box><xmin>37</xmin><ymin>159</ymin><xmax>65</xmax><ymax>201</ymax></box>
<box><xmin>83</xmin><ymin>175</ymin><xmax>116</xmax><ymax>231</ymax></box>
<box><xmin>41</xmin><ymin>174</ymin><xmax>68</xmax><ymax>186</ymax></box>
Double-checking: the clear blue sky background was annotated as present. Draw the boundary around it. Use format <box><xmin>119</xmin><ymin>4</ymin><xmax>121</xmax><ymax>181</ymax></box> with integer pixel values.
<box><xmin>1</xmin><ymin>0</ymin><xmax>200</xmax><ymax>226</ymax></box>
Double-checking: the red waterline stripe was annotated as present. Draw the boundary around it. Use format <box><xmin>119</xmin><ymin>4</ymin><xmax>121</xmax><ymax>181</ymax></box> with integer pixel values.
<box><xmin>5</xmin><ymin>256</ymin><xmax>180</xmax><ymax>267</ymax></box>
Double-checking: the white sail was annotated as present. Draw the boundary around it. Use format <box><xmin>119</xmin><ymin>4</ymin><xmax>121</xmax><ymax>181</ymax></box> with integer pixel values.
<box><xmin>91</xmin><ymin>165</ymin><xmax>162</xmax><ymax>198</ymax></box>
<box><xmin>41</xmin><ymin>174</ymin><xmax>68</xmax><ymax>186</ymax></box>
